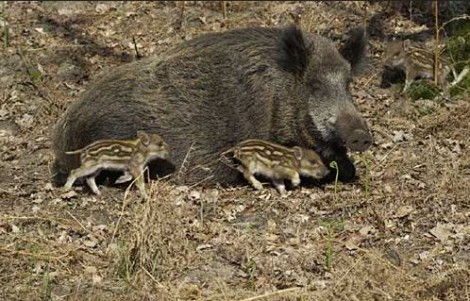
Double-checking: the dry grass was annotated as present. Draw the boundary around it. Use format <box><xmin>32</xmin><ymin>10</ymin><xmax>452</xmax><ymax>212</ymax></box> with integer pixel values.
<box><xmin>1</xmin><ymin>1</ymin><xmax>470</xmax><ymax>300</ymax></box>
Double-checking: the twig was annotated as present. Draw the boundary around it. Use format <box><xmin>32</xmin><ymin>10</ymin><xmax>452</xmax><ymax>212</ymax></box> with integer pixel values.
<box><xmin>238</xmin><ymin>287</ymin><xmax>301</xmax><ymax>301</ymax></box>
<box><xmin>66</xmin><ymin>210</ymin><xmax>106</xmax><ymax>241</ymax></box>
<box><xmin>188</xmin><ymin>175</ymin><xmax>214</xmax><ymax>190</ymax></box>
<box><xmin>375</xmin><ymin>144</ymin><xmax>399</xmax><ymax>168</ymax></box>
<box><xmin>132</xmin><ymin>36</ymin><xmax>142</xmax><ymax>60</ymax></box>
<box><xmin>180</xmin><ymin>1</ymin><xmax>185</xmax><ymax>29</ymax></box>
<box><xmin>141</xmin><ymin>266</ymin><xmax>167</xmax><ymax>289</ymax></box>
<box><xmin>450</xmin><ymin>66</ymin><xmax>469</xmax><ymax>87</ymax></box>
<box><xmin>438</xmin><ymin>14</ymin><xmax>470</xmax><ymax>32</ymax></box>
<box><xmin>1</xmin><ymin>215</ymin><xmax>72</xmax><ymax>224</ymax></box>
<box><xmin>332</xmin><ymin>257</ymin><xmax>361</xmax><ymax>290</ymax></box>
<box><xmin>356</xmin><ymin>246</ymin><xmax>416</xmax><ymax>276</ymax></box>
<box><xmin>0</xmin><ymin>247</ymin><xmax>71</xmax><ymax>261</ymax></box>
<box><xmin>24</xmin><ymin>44</ymin><xmax>86</xmax><ymax>52</ymax></box>
<box><xmin>433</xmin><ymin>0</ymin><xmax>439</xmax><ymax>86</ymax></box>
<box><xmin>221</xmin><ymin>1</ymin><xmax>227</xmax><ymax>19</ymax></box>
<box><xmin>178</xmin><ymin>142</ymin><xmax>195</xmax><ymax>176</ymax></box>
<box><xmin>361</xmin><ymin>70</ymin><xmax>382</xmax><ymax>89</ymax></box>
<box><xmin>111</xmin><ymin>169</ymin><xmax>145</xmax><ymax>242</ymax></box>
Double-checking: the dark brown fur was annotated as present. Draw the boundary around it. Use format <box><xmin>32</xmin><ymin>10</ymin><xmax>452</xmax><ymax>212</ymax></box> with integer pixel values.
<box><xmin>52</xmin><ymin>25</ymin><xmax>372</xmax><ymax>186</ymax></box>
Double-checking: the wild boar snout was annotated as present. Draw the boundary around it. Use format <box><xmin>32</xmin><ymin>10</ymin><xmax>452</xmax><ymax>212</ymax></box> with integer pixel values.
<box><xmin>335</xmin><ymin>108</ymin><xmax>373</xmax><ymax>152</ymax></box>
<box><xmin>348</xmin><ymin>129</ymin><xmax>372</xmax><ymax>152</ymax></box>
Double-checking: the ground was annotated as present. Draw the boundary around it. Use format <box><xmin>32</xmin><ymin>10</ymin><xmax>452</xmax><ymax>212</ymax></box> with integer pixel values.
<box><xmin>1</xmin><ymin>2</ymin><xmax>470</xmax><ymax>301</ymax></box>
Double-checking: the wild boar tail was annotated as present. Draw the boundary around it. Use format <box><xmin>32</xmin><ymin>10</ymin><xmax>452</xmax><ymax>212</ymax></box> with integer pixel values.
<box><xmin>219</xmin><ymin>147</ymin><xmax>234</xmax><ymax>159</ymax></box>
<box><xmin>51</xmin><ymin>160</ymin><xmax>68</xmax><ymax>187</ymax></box>
<box><xmin>50</xmin><ymin>119</ymin><xmax>70</xmax><ymax>187</ymax></box>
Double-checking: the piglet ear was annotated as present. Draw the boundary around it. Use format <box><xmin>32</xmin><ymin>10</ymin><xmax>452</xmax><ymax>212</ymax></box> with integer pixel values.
<box><xmin>137</xmin><ymin>131</ymin><xmax>150</xmax><ymax>146</ymax></box>
<box><xmin>403</xmin><ymin>39</ymin><xmax>411</xmax><ymax>51</ymax></box>
<box><xmin>277</xmin><ymin>24</ymin><xmax>311</xmax><ymax>76</ymax></box>
<box><xmin>339</xmin><ymin>26</ymin><xmax>368</xmax><ymax>76</ymax></box>
<box><xmin>292</xmin><ymin>146</ymin><xmax>303</xmax><ymax>161</ymax></box>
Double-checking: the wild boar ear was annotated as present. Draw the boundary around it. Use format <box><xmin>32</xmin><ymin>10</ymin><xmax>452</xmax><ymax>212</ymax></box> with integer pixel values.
<box><xmin>278</xmin><ymin>24</ymin><xmax>311</xmax><ymax>76</ymax></box>
<box><xmin>339</xmin><ymin>26</ymin><xmax>368</xmax><ymax>76</ymax></box>
<box><xmin>292</xmin><ymin>146</ymin><xmax>303</xmax><ymax>160</ymax></box>
<box><xmin>137</xmin><ymin>131</ymin><xmax>150</xmax><ymax>146</ymax></box>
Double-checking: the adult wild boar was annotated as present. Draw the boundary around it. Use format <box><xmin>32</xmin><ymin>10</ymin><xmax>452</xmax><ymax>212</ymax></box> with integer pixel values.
<box><xmin>51</xmin><ymin>25</ymin><xmax>372</xmax><ymax>187</ymax></box>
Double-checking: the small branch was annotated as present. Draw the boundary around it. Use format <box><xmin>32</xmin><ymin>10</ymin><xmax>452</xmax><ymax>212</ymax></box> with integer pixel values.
<box><xmin>180</xmin><ymin>1</ymin><xmax>185</xmax><ymax>29</ymax></box>
<box><xmin>450</xmin><ymin>66</ymin><xmax>469</xmax><ymax>87</ymax></box>
<box><xmin>178</xmin><ymin>142</ymin><xmax>195</xmax><ymax>176</ymax></box>
<box><xmin>0</xmin><ymin>247</ymin><xmax>71</xmax><ymax>261</ymax></box>
<box><xmin>141</xmin><ymin>266</ymin><xmax>167</xmax><ymax>289</ymax></box>
<box><xmin>132</xmin><ymin>36</ymin><xmax>142</xmax><ymax>60</ymax></box>
<box><xmin>433</xmin><ymin>0</ymin><xmax>439</xmax><ymax>86</ymax></box>
<box><xmin>238</xmin><ymin>287</ymin><xmax>301</xmax><ymax>301</ymax></box>
<box><xmin>221</xmin><ymin>1</ymin><xmax>227</xmax><ymax>19</ymax></box>
<box><xmin>111</xmin><ymin>169</ymin><xmax>144</xmax><ymax>242</ymax></box>
<box><xmin>438</xmin><ymin>14</ymin><xmax>470</xmax><ymax>32</ymax></box>
<box><xmin>66</xmin><ymin>210</ymin><xmax>106</xmax><ymax>241</ymax></box>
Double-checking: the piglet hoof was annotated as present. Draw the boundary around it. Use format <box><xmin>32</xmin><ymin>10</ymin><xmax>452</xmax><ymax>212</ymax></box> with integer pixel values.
<box><xmin>247</xmin><ymin>177</ymin><xmax>264</xmax><ymax>191</ymax></box>
<box><xmin>275</xmin><ymin>184</ymin><xmax>287</xmax><ymax>196</ymax></box>
<box><xmin>291</xmin><ymin>178</ymin><xmax>301</xmax><ymax>188</ymax></box>
<box><xmin>62</xmin><ymin>188</ymin><xmax>74</xmax><ymax>196</ymax></box>
<box><xmin>252</xmin><ymin>182</ymin><xmax>263</xmax><ymax>191</ymax></box>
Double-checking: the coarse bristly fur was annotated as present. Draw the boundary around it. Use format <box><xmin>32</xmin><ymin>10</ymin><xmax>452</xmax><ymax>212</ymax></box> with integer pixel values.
<box><xmin>51</xmin><ymin>24</ymin><xmax>372</xmax><ymax>187</ymax></box>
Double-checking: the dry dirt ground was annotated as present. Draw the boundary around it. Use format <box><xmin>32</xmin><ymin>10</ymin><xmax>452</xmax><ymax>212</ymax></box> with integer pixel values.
<box><xmin>1</xmin><ymin>2</ymin><xmax>470</xmax><ymax>300</ymax></box>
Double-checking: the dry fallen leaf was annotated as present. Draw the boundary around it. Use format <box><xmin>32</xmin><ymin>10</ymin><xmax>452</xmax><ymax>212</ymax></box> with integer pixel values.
<box><xmin>430</xmin><ymin>223</ymin><xmax>454</xmax><ymax>243</ymax></box>
<box><xmin>92</xmin><ymin>273</ymin><xmax>103</xmax><ymax>285</ymax></box>
<box><xmin>44</xmin><ymin>183</ymin><xmax>54</xmax><ymax>191</ymax></box>
<box><xmin>267</xmin><ymin>219</ymin><xmax>277</xmax><ymax>233</ymax></box>
<box><xmin>11</xmin><ymin>224</ymin><xmax>20</xmax><ymax>233</ymax></box>
<box><xmin>189</xmin><ymin>189</ymin><xmax>201</xmax><ymax>200</ymax></box>
<box><xmin>32</xmin><ymin>205</ymin><xmax>40</xmax><ymax>214</ymax></box>
<box><xmin>419</xmin><ymin>251</ymin><xmax>430</xmax><ymax>261</ymax></box>
<box><xmin>344</xmin><ymin>233</ymin><xmax>364</xmax><ymax>251</ymax></box>
<box><xmin>61</xmin><ymin>190</ymin><xmax>77</xmax><ymax>199</ymax></box>
<box><xmin>84</xmin><ymin>266</ymin><xmax>97</xmax><ymax>274</ymax></box>
<box><xmin>359</xmin><ymin>225</ymin><xmax>376</xmax><ymax>236</ymax></box>
<box><xmin>196</xmin><ymin>244</ymin><xmax>212</xmax><ymax>252</ymax></box>
<box><xmin>95</xmin><ymin>3</ymin><xmax>110</xmax><ymax>14</ymax></box>
<box><xmin>395</xmin><ymin>205</ymin><xmax>414</xmax><ymax>218</ymax></box>
<box><xmin>83</xmin><ymin>239</ymin><xmax>98</xmax><ymax>248</ymax></box>
<box><xmin>32</xmin><ymin>197</ymin><xmax>44</xmax><ymax>204</ymax></box>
